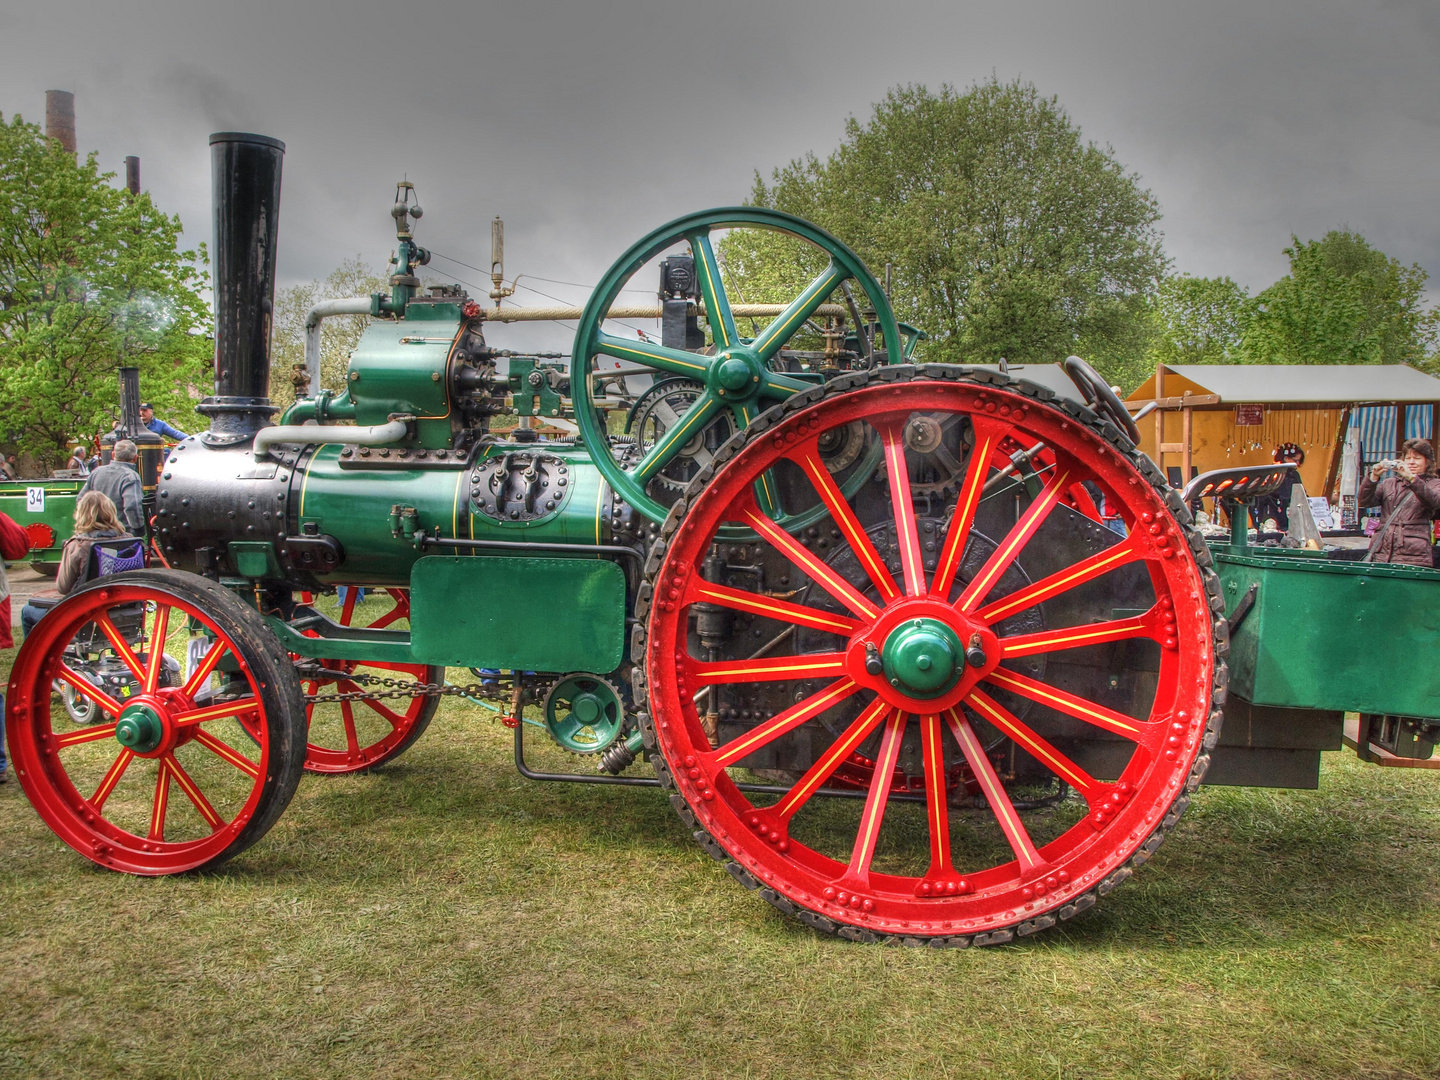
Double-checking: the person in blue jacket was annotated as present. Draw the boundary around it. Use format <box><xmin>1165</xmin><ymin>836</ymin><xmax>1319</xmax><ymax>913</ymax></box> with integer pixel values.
<box><xmin>140</xmin><ymin>403</ymin><xmax>188</xmax><ymax>441</ymax></box>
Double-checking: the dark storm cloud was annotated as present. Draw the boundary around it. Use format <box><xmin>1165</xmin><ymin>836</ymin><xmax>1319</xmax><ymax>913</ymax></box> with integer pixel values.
<box><xmin>2</xmin><ymin>1</ymin><xmax>1436</xmax><ymax>351</ymax></box>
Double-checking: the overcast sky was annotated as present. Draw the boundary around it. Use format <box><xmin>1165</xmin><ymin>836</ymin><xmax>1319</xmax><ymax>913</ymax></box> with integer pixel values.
<box><xmin>3</xmin><ymin>0</ymin><xmax>1438</xmax><ymax>351</ymax></box>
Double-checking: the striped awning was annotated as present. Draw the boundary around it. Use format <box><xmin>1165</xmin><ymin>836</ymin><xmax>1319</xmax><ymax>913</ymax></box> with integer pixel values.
<box><xmin>1350</xmin><ymin>404</ymin><xmax>1434</xmax><ymax>462</ymax></box>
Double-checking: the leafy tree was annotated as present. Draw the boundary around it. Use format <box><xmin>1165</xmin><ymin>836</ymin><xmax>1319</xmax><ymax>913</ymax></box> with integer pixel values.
<box><xmin>0</xmin><ymin>113</ymin><xmax>209</xmax><ymax>468</ymax></box>
<box><xmin>1148</xmin><ymin>275</ymin><xmax>1251</xmax><ymax>366</ymax></box>
<box><xmin>723</xmin><ymin>79</ymin><xmax>1167</xmax><ymax>390</ymax></box>
<box><xmin>269</xmin><ymin>258</ymin><xmax>385</xmax><ymax>413</ymax></box>
<box><xmin>1241</xmin><ymin>231</ymin><xmax>1439</xmax><ymax>366</ymax></box>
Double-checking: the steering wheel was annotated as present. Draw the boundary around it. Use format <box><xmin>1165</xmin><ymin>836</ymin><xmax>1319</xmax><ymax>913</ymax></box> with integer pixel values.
<box><xmin>572</xmin><ymin>207</ymin><xmax>902</xmax><ymax>525</ymax></box>
<box><xmin>1062</xmin><ymin>355</ymin><xmax>1140</xmax><ymax>445</ymax></box>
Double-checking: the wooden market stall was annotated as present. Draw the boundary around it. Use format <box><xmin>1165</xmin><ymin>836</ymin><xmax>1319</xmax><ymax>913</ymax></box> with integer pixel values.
<box><xmin>1124</xmin><ymin>364</ymin><xmax>1440</xmax><ymax>498</ymax></box>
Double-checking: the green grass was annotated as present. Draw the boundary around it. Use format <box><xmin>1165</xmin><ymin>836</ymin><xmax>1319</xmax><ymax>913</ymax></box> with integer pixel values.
<box><xmin>3</xmin><ymin>642</ymin><xmax>1439</xmax><ymax>1079</ymax></box>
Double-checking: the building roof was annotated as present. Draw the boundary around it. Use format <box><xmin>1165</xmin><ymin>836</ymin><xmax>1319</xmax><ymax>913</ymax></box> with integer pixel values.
<box><xmin>1127</xmin><ymin>364</ymin><xmax>1440</xmax><ymax>405</ymax></box>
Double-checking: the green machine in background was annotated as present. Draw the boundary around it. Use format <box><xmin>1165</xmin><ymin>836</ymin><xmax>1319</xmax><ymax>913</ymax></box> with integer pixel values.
<box><xmin>0</xmin><ymin>477</ymin><xmax>83</xmax><ymax>575</ymax></box>
<box><xmin>8</xmin><ymin>130</ymin><xmax>1438</xmax><ymax>952</ymax></box>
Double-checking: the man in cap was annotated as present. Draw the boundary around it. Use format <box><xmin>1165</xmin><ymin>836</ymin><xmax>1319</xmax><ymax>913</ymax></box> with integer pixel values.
<box><xmin>140</xmin><ymin>402</ymin><xmax>188</xmax><ymax>441</ymax></box>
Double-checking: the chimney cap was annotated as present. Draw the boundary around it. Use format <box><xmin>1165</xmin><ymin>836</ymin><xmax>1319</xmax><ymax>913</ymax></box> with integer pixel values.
<box><xmin>208</xmin><ymin>131</ymin><xmax>285</xmax><ymax>152</ymax></box>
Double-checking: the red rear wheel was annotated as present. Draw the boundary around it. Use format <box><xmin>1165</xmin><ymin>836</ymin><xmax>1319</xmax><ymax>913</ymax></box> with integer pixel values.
<box><xmin>7</xmin><ymin>569</ymin><xmax>306</xmax><ymax>875</ymax></box>
<box><xmin>638</xmin><ymin>367</ymin><xmax>1225</xmax><ymax>944</ymax></box>
<box><xmin>292</xmin><ymin>588</ymin><xmax>442</xmax><ymax>774</ymax></box>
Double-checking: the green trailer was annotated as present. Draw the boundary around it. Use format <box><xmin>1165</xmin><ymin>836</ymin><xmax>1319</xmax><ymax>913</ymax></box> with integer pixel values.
<box><xmin>0</xmin><ymin>477</ymin><xmax>83</xmax><ymax>576</ymax></box>
<box><xmin>1185</xmin><ymin>465</ymin><xmax>1440</xmax><ymax>785</ymax></box>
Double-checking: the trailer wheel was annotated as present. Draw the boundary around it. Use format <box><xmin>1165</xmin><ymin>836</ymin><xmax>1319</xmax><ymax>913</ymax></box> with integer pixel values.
<box><xmin>636</xmin><ymin>365</ymin><xmax>1226</xmax><ymax>944</ymax></box>
<box><xmin>7</xmin><ymin>569</ymin><xmax>307</xmax><ymax>875</ymax></box>
<box><xmin>290</xmin><ymin>588</ymin><xmax>441</xmax><ymax>774</ymax></box>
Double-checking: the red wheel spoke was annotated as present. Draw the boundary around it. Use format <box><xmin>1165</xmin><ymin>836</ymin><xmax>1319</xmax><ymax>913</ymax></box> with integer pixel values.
<box><xmin>964</xmin><ymin>688</ymin><xmax>1104</xmax><ymax>799</ymax></box>
<box><xmin>191</xmin><ymin>728</ymin><xmax>260</xmax><ymax>779</ymax></box>
<box><xmin>957</xmin><ymin>467</ymin><xmax>1073</xmax><ymax>612</ymax></box>
<box><xmin>171</xmin><ymin>697</ymin><xmax>261</xmax><ymax>729</ymax></box>
<box><xmin>55</xmin><ymin>722</ymin><xmax>120</xmax><ymax>749</ymax></box>
<box><xmin>708</xmin><ymin>678</ymin><xmax>857</xmax><ymax>770</ymax></box>
<box><xmin>182</xmin><ymin>639</ymin><xmax>230</xmax><ymax>697</ymax></box>
<box><xmin>751</xmin><ymin>260</ymin><xmax>846</xmax><ymax>363</ymax></box>
<box><xmin>931</xmin><ymin>417</ymin><xmax>1012</xmax><ymax>598</ymax></box>
<box><xmin>943</xmin><ymin>707</ymin><xmax>1044</xmax><ymax>873</ymax></box>
<box><xmin>976</xmin><ymin>535</ymin><xmax>1143</xmax><ymax>624</ymax></box>
<box><xmin>998</xmin><ymin>614</ymin><xmax>1152</xmax><ymax>659</ymax></box>
<box><xmin>984</xmin><ymin>668</ymin><xmax>1146</xmax><ymax>743</ymax></box>
<box><xmin>919</xmin><ymin>713</ymin><xmax>954</xmax><ymax>877</ymax></box>
<box><xmin>634</xmin><ymin>392</ymin><xmax>722</xmax><ymax>484</ymax></box>
<box><xmin>689</xmin><ymin>229</ymin><xmax>737</xmax><ymax>350</ymax></box>
<box><xmin>339</xmin><ymin>585</ymin><xmax>359</xmax><ymax>627</ymax></box>
<box><xmin>836</xmin><ymin>709</ymin><xmax>907</xmax><ymax>889</ymax></box>
<box><xmin>96</xmin><ymin>613</ymin><xmax>147</xmax><ymax>683</ymax></box>
<box><xmin>163</xmin><ymin>753</ymin><xmax>225</xmax><ymax>831</ymax></box>
<box><xmin>692</xmin><ymin>652</ymin><xmax>847</xmax><ymax>686</ymax></box>
<box><xmin>793</xmin><ymin>444</ymin><xmax>899</xmax><ymax>602</ymax></box>
<box><xmin>144</xmin><ymin>604</ymin><xmax>171</xmax><ymax>693</ymax></box>
<box><xmin>688</xmin><ymin>580</ymin><xmax>860</xmax><ymax>636</ymax></box>
<box><xmin>875</xmin><ymin>418</ymin><xmax>927</xmax><ymax>596</ymax></box>
<box><xmin>90</xmin><ymin>749</ymin><xmax>135</xmax><ymax>810</ymax></box>
<box><xmin>340</xmin><ymin>702</ymin><xmax>361</xmax><ymax>757</ymax></box>
<box><xmin>738</xmin><ymin>503</ymin><xmax>879</xmax><ymax>619</ymax></box>
<box><xmin>771</xmin><ymin>698</ymin><xmax>893</xmax><ymax>823</ymax></box>
<box><xmin>368</xmin><ymin>591</ymin><xmax>410</xmax><ymax>629</ymax></box>
<box><xmin>360</xmin><ymin>698</ymin><xmax>407</xmax><ymax>729</ymax></box>
<box><xmin>57</xmin><ymin>665</ymin><xmax>124</xmax><ymax>719</ymax></box>
<box><xmin>148</xmin><ymin>760</ymin><xmax>172</xmax><ymax>841</ymax></box>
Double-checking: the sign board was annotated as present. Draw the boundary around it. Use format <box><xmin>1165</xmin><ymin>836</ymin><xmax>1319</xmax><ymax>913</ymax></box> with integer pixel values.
<box><xmin>1235</xmin><ymin>404</ymin><xmax>1265</xmax><ymax>427</ymax></box>
<box><xmin>25</xmin><ymin>486</ymin><xmax>44</xmax><ymax>513</ymax></box>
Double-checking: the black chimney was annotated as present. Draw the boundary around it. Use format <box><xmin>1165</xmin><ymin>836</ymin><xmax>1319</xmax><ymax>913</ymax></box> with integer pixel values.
<box><xmin>197</xmin><ymin>132</ymin><xmax>284</xmax><ymax>445</ymax></box>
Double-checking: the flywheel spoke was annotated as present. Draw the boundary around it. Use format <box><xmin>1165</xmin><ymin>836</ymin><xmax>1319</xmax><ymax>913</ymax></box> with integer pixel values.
<box><xmin>171</xmin><ymin>697</ymin><xmax>261</xmax><ymax>729</ymax></box>
<box><xmin>148</xmin><ymin>760</ymin><xmax>172</xmax><ymax>842</ymax></box>
<box><xmin>633</xmin><ymin>392</ymin><xmax>723</xmax><ymax>483</ymax></box>
<box><xmin>360</xmin><ymin>698</ymin><xmax>408</xmax><ymax>729</ymax></box>
<box><xmin>55</xmin><ymin>722</ymin><xmax>120</xmax><ymax>749</ymax></box>
<box><xmin>597</xmin><ymin>332</ymin><xmax>711</xmax><ymax>380</ymax></box>
<box><xmin>340</xmin><ymin>702</ymin><xmax>361</xmax><ymax>757</ymax></box>
<box><xmin>918</xmin><ymin>713</ymin><xmax>955</xmax><ymax>880</ymax></box>
<box><xmin>689</xmin><ymin>230</ymin><xmax>737</xmax><ymax>350</ymax></box>
<box><xmin>57</xmin><ymin>665</ymin><xmax>124</xmax><ymax>719</ymax></box>
<box><xmin>183</xmin><ymin>639</ymin><xmax>230</xmax><ymax>697</ymax></box>
<box><xmin>752</xmin><ymin>260</ymin><xmax>847</xmax><ymax>363</ymax></box>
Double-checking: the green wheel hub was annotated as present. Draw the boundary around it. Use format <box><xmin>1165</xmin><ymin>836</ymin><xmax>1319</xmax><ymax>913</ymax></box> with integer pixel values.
<box><xmin>543</xmin><ymin>674</ymin><xmax>625</xmax><ymax>754</ymax></box>
<box><xmin>570</xmin><ymin>206</ymin><xmax>902</xmax><ymax>527</ymax></box>
<box><xmin>114</xmin><ymin>704</ymin><xmax>165</xmax><ymax>754</ymax></box>
<box><xmin>881</xmin><ymin>619</ymin><xmax>962</xmax><ymax>698</ymax></box>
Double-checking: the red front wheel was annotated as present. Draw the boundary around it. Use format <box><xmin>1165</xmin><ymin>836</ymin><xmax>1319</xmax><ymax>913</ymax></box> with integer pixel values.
<box><xmin>638</xmin><ymin>366</ymin><xmax>1226</xmax><ymax>944</ymax></box>
<box><xmin>8</xmin><ymin>570</ymin><xmax>307</xmax><ymax>875</ymax></box>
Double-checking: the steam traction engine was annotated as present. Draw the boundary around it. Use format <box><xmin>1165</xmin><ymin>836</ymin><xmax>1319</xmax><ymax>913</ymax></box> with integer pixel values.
<box><xmin>8</xmin><ymin>132</ymin><xmax>1232</xmax><ymax>946</ymax></box>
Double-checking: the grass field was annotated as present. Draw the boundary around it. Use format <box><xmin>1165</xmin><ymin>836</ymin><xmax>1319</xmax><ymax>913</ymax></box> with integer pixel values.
<box><xmin>3</xmin><ymin>639</ymin><xmax>1439</xmax><ymax>1080</ymax></box>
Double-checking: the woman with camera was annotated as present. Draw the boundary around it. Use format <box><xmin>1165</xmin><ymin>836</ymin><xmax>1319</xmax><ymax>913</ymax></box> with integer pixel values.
<box><xmin>1359</xmin><ymin>439</ymin><xmax>1440</xmax><ymax>566</ymax></box>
